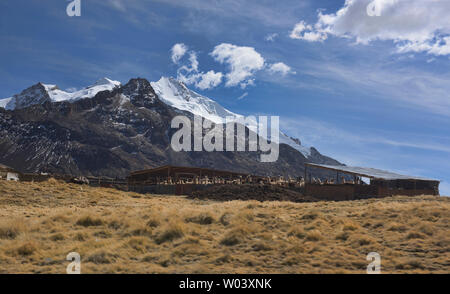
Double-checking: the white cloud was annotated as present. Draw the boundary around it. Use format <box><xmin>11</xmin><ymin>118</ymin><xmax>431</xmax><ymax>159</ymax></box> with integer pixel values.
<box><xmin>171</xmin><ymin>43</ymin><xmax>188</xmax><ymax>64</ymax></box>
<box><xmin>294</xmin><ymin>56</ymin><xmax>450</xmax><ymax>117</ymax></box>
<box><xmin>290</xmin><ymin>0</ymin><xmax>450</xmax><ymax>56</ymax></box>
<box><xmin>172</xmin><ymin>42</ymin><xmax>293</xmax><ymax>89</ymax></box>
<box><xmin>264</xmin><ymin>33</ymin><xmax>279</xmax><ymax>42</ymax></box>
<box><xmin>240</xmin><ymin>79</ymin><xmax>255</xmax><ymax>89</ymax></box>
<box><xmin>290</xmin><ymin>21</ymin><xmax>327</xmax><ymax>42</ymax></box>
<box><xmin>178</xmin><ymin>69</ymin><xmax>223</xmax><ymax>90</ymax></box>
<box><xmin>195</xmin><ymin>70</ymin><xmax>223</xmax><ymax>90</ymax></box>
<box><xmin>174</xmin><ymin>45</ymin><xmax>223</xmax><ymax>90</ymax></box>
<box><xmin>268</xmin><ymin>62</ymin><xmax>295</xmax><ymax>76</ymax></box>
<box><xmin>210</xmin><ymin>43</ymin><xmax>265</xmax><ymax>88</ymax></box>
<box><xmin>188</xmin><ymin>51</ymin><xmax>199</xmax><ymax>71</ymax></box>
<box><xmin>177</xmin><ymin>51</ymin><xmax>199</xmax><ymax>74</ymax></box>
<box><xmin>106</xmin><ymin>0</ymin><xmax>127</xmax><ymax>12</ymax></box>
<box><xmin>237</xmin><ymin>92</ymin><xmax>248</xmax><ymax>100</ymax></box>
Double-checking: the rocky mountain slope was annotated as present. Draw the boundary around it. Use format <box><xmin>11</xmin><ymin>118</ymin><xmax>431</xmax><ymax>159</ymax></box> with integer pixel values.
<box><xmin>0</xmin><ymin>77</ymin><xmax>341</xmax><ymax>178</ymax></box>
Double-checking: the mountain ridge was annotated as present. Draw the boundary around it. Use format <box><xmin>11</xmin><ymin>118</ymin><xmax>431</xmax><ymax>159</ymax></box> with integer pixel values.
<box><xmin>0</xmin><ymin>77</ymin><xmax>342</xmax><ymax>177</ymax></box>
<box><xmin>0</xmin><ymin>78</ymin><xmax>121</xmax><ymax>111</ymax></box>
<box><xmin>1</xmin><ymin>76</ymin><xmax>312</xmax><ymax>157</ymax></box>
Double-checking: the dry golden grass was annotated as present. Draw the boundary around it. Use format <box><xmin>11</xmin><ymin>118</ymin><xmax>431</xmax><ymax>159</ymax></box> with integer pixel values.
<box><xmin>0</xmin><ymin>179</ymin><xmax>448</xmax><ymax>273</ymax></box>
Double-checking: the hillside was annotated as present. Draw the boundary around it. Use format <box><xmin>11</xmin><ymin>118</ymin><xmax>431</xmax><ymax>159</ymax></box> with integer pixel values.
<box><xmin>0</xmin><ymin>179</ymin><xmax>448</xmax><ymax>274</ymax></box>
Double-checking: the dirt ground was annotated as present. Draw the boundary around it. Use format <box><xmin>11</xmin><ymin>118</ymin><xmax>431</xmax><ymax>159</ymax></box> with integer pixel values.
<box><xmin>0</xmin><ymin>179</ymin><xmax>448</xmax><ymax>274</ymax></box>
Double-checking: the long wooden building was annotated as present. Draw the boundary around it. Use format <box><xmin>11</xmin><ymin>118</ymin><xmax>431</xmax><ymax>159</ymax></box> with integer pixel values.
<box><xmin>304</xmin><ymin>163</ymin><xmax>440</xmax><ymax>200</ymax></box>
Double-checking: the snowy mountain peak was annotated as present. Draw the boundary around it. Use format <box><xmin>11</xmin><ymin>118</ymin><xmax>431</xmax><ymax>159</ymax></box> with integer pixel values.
<box><xmin>92</xmin><ymin>77</ymin><xmax>121</xmax><ymax>87</ymax></box>
<box><xmin>121</xmin><ymin>78</ymin><xmax>157</xmax><ymax>107</ymax></box>
<box><xmin>151</xmin><ymin>76</ymin><xmax>239</xmax><ymax>124</ymax></box>
<box><xmin>41</xmin><ymin>83</ymin><xmax>59</xmax><ymax>92</ymax></box>
<box><xmin>0</xmin><ymin>78</ymin><xmax>121</xmax><ymax>110</ymax></box>
<box><xmin>7</xmin><ymin>83</ymin><xmax>51</xmax><ymax>110</ymax></box>
<box><xmin>152</xmin><ymin>76</ymin><xmax>312</xmax><ymax>157</ymax></box>
<box><xmin>0</xmin><ymin>76</ymin><xmax>312</xmax><ymax>157</ymax></box>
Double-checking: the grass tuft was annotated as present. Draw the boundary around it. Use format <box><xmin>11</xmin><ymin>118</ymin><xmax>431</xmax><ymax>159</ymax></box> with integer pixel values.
<box><xmin>16</xmin><ymin>242</ymin><xmax>37</xmax><ymax>256</ymax></box>
<box><xmin>305</xmin><ymin>230</ymin><xmax>323</xmax><ymax>242</ymax></box>
<box><xmin>87</xmin><ymin>252</ymin><xmax>115</xmax><ymax>264</ymax></box>
<box><xmin>154</xmin><ymin>222</ymin><xmax>184</xmax><ymax>244</ymax></box>
<box><xmin>76</xmin><ymin>216</ymin><xmax>103</xmax><ymax>227</ymax></box>
<box><xmin>185</xmin><ymin>213</ymin><xmax>215</xmax><ymax>225</ymax></box>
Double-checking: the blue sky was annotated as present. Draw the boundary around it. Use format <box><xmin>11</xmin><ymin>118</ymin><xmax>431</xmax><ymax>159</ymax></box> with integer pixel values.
<box><xmin>1</xmin><ymin>0</ymin><xmax>449</xmax><ymax>195</ymax></box>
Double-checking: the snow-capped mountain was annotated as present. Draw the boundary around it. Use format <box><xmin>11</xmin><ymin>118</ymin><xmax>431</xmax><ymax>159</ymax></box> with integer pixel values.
<box><xmin>0</xmin><ymin>77</ymin><xmax>341</xmax><ymax>177</ymax></box>
<box><xmin>1</xmin><ymin>76</ymin><xmax>312</xmax><ymax>157</ymax></box>
<box><xmin>0</xmin><ymin>97</ymin><xmax>12</xmax><ymax>109</ymax></box>
<box><xmin>151</xmin><ymin>77</ymin><xmax>238</xmax><ymax>124</ymax></box>
<box><xmin>0</xmin><ymin>78</ymin><xmax>120</xmax><ymax>110</ymax></box>
<box><xmin>151</xmin><ymin>77</ymin><xmax>312</xmax><ymax>157</ymax></box>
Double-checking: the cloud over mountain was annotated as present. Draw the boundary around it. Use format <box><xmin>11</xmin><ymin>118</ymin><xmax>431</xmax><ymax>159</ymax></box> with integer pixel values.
<box><xmin>290</xmin><ymin>0</ymin><xmax>450</xmax><ymax>56</ymax></box>
<box><xmin>170</xmin><ymin>43</ymin><xmax>188</xmax><ymax>64</ymax></box>
<box><xmin>210</xmin><ymin>43</ymin><xmax>265</xmax><ymax>88</ymax></box>
<box><xmin>171</xmin><ymin>43</ymin><xmax>295</xmax><ymax>90</ymax></box>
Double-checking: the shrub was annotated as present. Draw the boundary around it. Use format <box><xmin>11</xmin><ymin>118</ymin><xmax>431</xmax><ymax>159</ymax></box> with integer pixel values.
<box><xmin>74</xmin><ymin>232</ymin><xmax>86</xmax><ymax>241</ymax></box>
<box><xmin>407</xmin><ymin>259</ymin><xmax>424</xmax><ymax>269</ymax></box>
<box><xmin>252</xmin><ymin>242</ymin><xmax>272</xmax><ymax>251</ymax></box>
<box><xmin>419</xmin><ymin>224</ymin><xmax>435</xmax><ymax>236</ymax></box>
<box><xmin>343</xmin><ymin>223</ymin><xmax>359</xmax><ymax>231</ymax></box>
<box><xmin>220</xmin><ymin>227</ymin><xmax>248</xmax><ymax>246</ymax></box>
<box><xmin>388</xmin><ymin>223</ymin><xmax>408</xmax><ymax>233</ymax></box>
<box><xmin>283</xmin><ymin>256</ymin><xmax>301</xmax><ymax>266</ymax></box>
<box><xmin>154</xmin><ymin>223</ymin><xmax>184</xmax><ymax>244</ymax></box>
<box><xmin>87</xmin><ymin>252</ymin><xmax>114</xmax><ymax>264</ymax></box>
<box><xmin>76</xmin><ymin>216</ymin><xmax>103</xmax><ymax>227</ymax></box>
<box><xmin>146</xmin><ymin>218</ymin><xmax>160</xmax><ymax>228</ymax></box>
<box><xmin>108</xmin><ymin>220</ymin><xmax>125</xmax><ymax>230</ymax></box>
<box><xmin>49</xmin><ymin>233</ymin><xmax>65</xmax><ymax>241</ymax></box>
<box><xmin>215</xmin><ymin>254</ymin><xmax>232</xmax><ymax>264</ymax></box>
<box><xmin>335</xmin><ymin>231</ymin><xmax>349</xmax><ymax>241</ymax></box>
<box><xmin>372</xmin><ymin>222</ymin><xmax>384</xmax><ymax>229</ymax></box>
<box><xmin>350</xmin><ymin>234</ymin><xmax>375</xmax><ymax>246</ymax></box>
<box><xmin>288</xmin><ymin>227</ymin><xmax>306</xmax><ymax>239</ymax></box>
<box><xmin>219</xmin><ymin>213</ymin><xmax>232</xmax><ymax>226</ymax></box>
<box><xmin>302</xmin><ymin>212</ymin><xmax>319</xmax><ymax>220</ymax></box>
<box><xmin>142</xmin><ymin>254</ymin><xmax>158</xmax><ymax>263</ymax></box>
<box><xmin>185</xmin><ymin>213</ymin><xmax>214</xmax><ymax>225</ymax></box>
<box><xmin>0</xmin><ymin>226</ymin><xmax>20</xmax><ymax>240</ymax></box>
<box><xmin>51</xmin><ymin>215</ymin><xmax>70</xmax><ymax>223</ymax></box>
<box><xmin>17</xmin><ymin>242</ymin><xmax>37</xmax><ymax>256</ymax></box>
<box><xmin>128</xmin><ymin>237</ymin><xmax>148</xmax><ymax>252</ymax></box>
<box><xmin>406</xmin><ymin>232</ymin><xmax>425</xmax><ymax>239</ymax></box>
<box><xmin>129</xmin><ymin>227</ymin><xmax>152</xmax><ymax>238</ymax></box>
<box><xmin>94</xmin><ymin>230</ymin><xmax>112</xmax><ymax>239</ymax></box>
<box><xmin>305</xmin><ymin>230</ymin><xmax>322</xmax><ymax>242</ymax></box>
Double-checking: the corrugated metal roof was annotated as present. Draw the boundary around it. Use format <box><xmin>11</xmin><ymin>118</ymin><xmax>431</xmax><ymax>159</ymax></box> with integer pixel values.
<box><xmin>306</xmin><ymin>163</ymin><xmax>439</xmax><ymax>181</ymax></box>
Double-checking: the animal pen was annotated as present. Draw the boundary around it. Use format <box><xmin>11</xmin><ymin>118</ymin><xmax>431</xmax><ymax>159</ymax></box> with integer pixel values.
<box><xmin>127</xmin><ymin>165</ymin><xmax>250</xmax><ymax>195</ymax></box>
<box><xmin>304</xmin><ymin>163</ymin><xmax>440</xmax><ymax>200</ymax></box>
